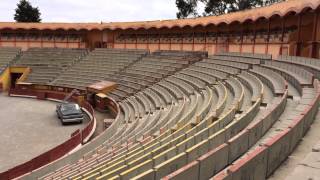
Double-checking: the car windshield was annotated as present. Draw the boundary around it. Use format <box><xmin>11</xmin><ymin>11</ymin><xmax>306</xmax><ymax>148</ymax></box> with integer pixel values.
<box><xmin>61</xmin><ymin>104</ymin><xmax>80</xmax><ymax>112</ymax></box>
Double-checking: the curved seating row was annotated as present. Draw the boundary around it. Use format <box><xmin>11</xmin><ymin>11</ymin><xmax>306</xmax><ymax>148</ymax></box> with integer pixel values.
<box><xmin>53</xmin><ymin>48</ymin><xmax>147</xmax><ymax>91</ymax></box>
<box><xmin>217</xmin><ymin>52</ymin><xmax>272</xmax><ymax>61</ymax></box>
<box><xmin>204</xmin><ymin>58</ymin><xmax>250</xmax><ymax>70</ymax></box>
<box><xmin>46</xmin><ymin>58</ymin><xmax>260</xmax><ymax>179</ymax></box>
<box><xmin>0</xmin><ymin>47</ymin><xmax>21</xmax><ymax>74</ymax></box>
<box><xmin>210</xmin><ymin>55</ymin><xmax>261</xmax><ymax>65</ymax></box>
<box><xmin>250</xmin><ymin>65</ymin><xmax>287</xmax><ymax>96</ymax></box>
<box><xmin>263</xmin><ymin>61</ymin><xmax>314</xmax><ymax>92</ymax></box>
<box><xmin>18</xmin><ymin>52</ymin><xmax>320</xmax><ymax>180</ymax></box>
<box><xmin>163</xmin><ymin>54</ymin><xmax>320</xmax><ymax>180</ymax></box>
<box><xmin>277</xmin><ymin>55</ymin><xmax>320</xmax><ymax>80</ymax></box>
<box><xmin>13</xmin><ymin>48</ymin><xmax>87</xmax><ymax>84</ymax></box>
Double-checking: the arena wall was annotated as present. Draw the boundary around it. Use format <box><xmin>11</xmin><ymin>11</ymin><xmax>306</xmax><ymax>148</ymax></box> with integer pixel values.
<box><xmin>0</xmin><ymin>5</ymin><xmax>318</xmax><ymax>58</ymax></box>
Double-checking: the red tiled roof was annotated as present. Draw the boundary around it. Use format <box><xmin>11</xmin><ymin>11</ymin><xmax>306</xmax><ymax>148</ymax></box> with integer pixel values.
<box><xmin>0</xmin><ymin>0</ymin><xmax>319</xmax><ymax>31</ymax></box>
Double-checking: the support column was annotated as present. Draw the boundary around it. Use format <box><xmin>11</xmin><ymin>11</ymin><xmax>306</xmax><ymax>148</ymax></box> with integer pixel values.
<box><xmin>310</xmin><ymin>11</ymin><xmax>319</xmax><ymax>58</ymax></box>
<box><xmin>14</xmin><ymin>33</ymin><xmax>17</xmax><ymax>47</ymax></box>
<box><xmin>124</xmin><ymin>34</ymin><xmax>127</xmax><ymax>49</ymax></box>
<box><xmin>78</xmin><ymin>32</ymin><xmax>81</xmax><ymax>49</ymax></box>
<box><xmin>112</xmin><ymin>32</ymin><xmax>115</xmax><ymax>49</ymax></box>
<box><xmin>192</xmin><ymin>32</ymin><xmax>195</xmax><ymax>51</ymax></box>
<box><xmin>40</xmin><ymin>31</ymin><xmax>43</xmax><ymax>48</ymax></box>
<box><xmin>66</xmin><ymin>33</ymin><xmax>69</xmax><ymax>48</ymax></box>
<box><xmin>227</xmin><ymin>26</ymin><xmax>230</xmax><ymax>53</ymax></box>
<box><xmin>215</xmin><ymin>31</ymin><xmax>218</xmax><ymax>54</ymax></box>
<box><xmin>240</xmin><ymin>26</ymin><xmax>243</xmax><ymax>53</ymax></box>
<box><xmin>158</xmin><ymin>33</ymin><xmax>160</xmax><ymax>50</ymax></box>
<box><xmin>0</xmin><ymin>32</ymin><xmax>2</xmax><ymax>47</ymax></box>
<box><xmin>204</xmin><ymin>32</ymin><xmax>207</xmax><ymax>52</ymax></box>
<box><xmin>253</xmin><ymin>23</ymin><xmax>257</xmax><ymax>53</ymax></box>
<box><xmin>53</xmin><ymin>32</ymin><xmax>56</xmax><ymax>48</ymax></box>
<box><xmin>26</xmin><ymin>31</ymin><xmax>30</xmax><ymax>49</ymax></box>
<box><xmin>135</xmin><ymin>33</ymin><xmax>138</xmax><ymax>49</ymax></box>
<box><xmin>265</xmin><ymin>20</ymin><xmax>271</xmax><ymax>55</ymax></box>
<box><xmin>296</xmin><ymin>14</ymin><xmax>302</xmax><ymax>56</ymax></box>
<box><xmin>146</xmin><ymin>32</ymin><xmax>149</xmax><ymax>50</ymax></box>
<box><xmin>180</xmin><ymin>33</ymin><xmax>183</xmax><ymax>51</ymax></box>
<box><xmin>169</xmin><ymin>35</ymin><xmax>172</xmax><ymax>51</ymax></box>
<box><xmin>280</xmin><ymin>17</ymin><xmax>286</xmax><ymax>55</ymax></box>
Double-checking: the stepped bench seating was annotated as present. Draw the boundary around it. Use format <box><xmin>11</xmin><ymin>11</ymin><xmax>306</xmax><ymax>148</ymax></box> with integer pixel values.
<box><xmin>31</xmin><ymin>51</ymin><xmax>202</xmax><ymax>180</ymax></box>
<box><xmin>237</xmin><ymin>71</ymin><xmax>264</xmax><ymax>103</ymax></box>
<box><xmin>163</xmin><ymin>57</ymin><xmax>320</xmax><ymax>180</ymax></box>
<box><xmin>203</xmin><ymin>58</ymin><xmax>250</xmax><ymax>70</ymax></box>
<box><xmin>35</xmin><ymin>51</ymin><xmax>229</xmax><ymax>179</ymax></box>
<box><xmin>57</xmin><ymin>88</ymin><xmax>215</xmax><ymax>179</ymax></box>
<box><xmin>210</xmin><ymin>54</ymin><xmax>261</xmax><ymax>65</ymax></box>
<box><xmin>80</xmin><ymin>73</ymin><xmax>259</xmax><ymax>180</ymax></box>
<box><xmin>250</xmin><ymin>65</ymin><xmax>287</xmax><ymax>96</ymax></box>
<box><xmin>0</xmin><ymin>47</ymin><xmax>21</xmax><ymax>74</ymax></box>
<box><xmin>52</xmin><ymin>48</ymin><xmax>148</xmax><ymax>90</ymax></box>
<box><xmin>276</xmin><ymin>55</ymin><xmax>320</xmax><ymax>80</ymax></box>
<box><xmin>13</xmin><ymin>48</ymin><xmax>87</xmax><ymax>84</ymax></box>
<box><xmin>109</xmin><ymin>53</ymin><xmax>199</xmax><ymax>101</ymax></box>
<box><xmin>19</xmin><ymin>52</ymin><xmax>320</xmax><ymax>180</ymax></box>
<box><xmin>186</xmin><ymin>66</ymin><xmax>229</xmax><ymax>80</ymax></box>
<box><xmin>179</xmin><ymin>69</ymin><xmax>217</xmax><ymax>85</ymax></box>
<box><xmin>216</xmin><ymin>52</ymin><xmax>272</xmax><ymax>61</ymax></box>
<box><xmin>195</xmin><ymin>61</ymin><xmax>240</xmax><ymax>75</ymax></box>
<box><xmin>262</xmin><ymin>60</ymin><xmax>314</xmax><ymax>95</ymax></box>
<box><xmin>162</xmin><ymin>68</ymin><xmax>288</xmax><ymax>179</ymax></box>
<box><xmin>153</xmin><ymin>50</ymin><xmax>207</xmax><ymax>62</ymax></box>
<box><xmin>40</xmin><ymin>54</ymin><xmax>263</xmax><ymax>180</ymax></box>
<box><xmin>211</xmin><ymin>84</ymin><xmax>319</xmax><ymax>180</ymax></box>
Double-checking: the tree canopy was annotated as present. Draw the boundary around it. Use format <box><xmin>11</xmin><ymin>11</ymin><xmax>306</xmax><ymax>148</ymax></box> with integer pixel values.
<box><xmin>176</xmin><ymin>0</ymin><xmax>284</xmax><ymax>19</ymax></box>
<box><xmin>14</xmin><ymin>0</ymin><xmax>41</xmax><ymax>22</ymax></box>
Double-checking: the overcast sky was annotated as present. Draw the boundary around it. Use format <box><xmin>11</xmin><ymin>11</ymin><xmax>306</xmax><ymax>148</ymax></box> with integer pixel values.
<box><xmin>0</xmin><ymin>0</ymin><xmax>183</xmax><ymax>23</ymax></box>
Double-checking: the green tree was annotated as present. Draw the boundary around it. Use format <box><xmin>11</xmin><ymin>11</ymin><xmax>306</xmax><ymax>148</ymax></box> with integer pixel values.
<box><xmin>176</xmin><ymin>0</ymin><xmax>284</xmax><ymax>18</ymax></box>
<box><xmin>176</xmin><ymin>0</ymin><xmax>199</xmax><ymax>19</ymax></box>
<box><xmin>14</xmin><ymin>0</ymin><xmax>41</xmax><ymax>22</ymax></box>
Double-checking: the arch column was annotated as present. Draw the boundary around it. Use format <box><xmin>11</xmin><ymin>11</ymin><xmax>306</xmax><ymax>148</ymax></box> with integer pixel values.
<box><xmin>310</xmin><ymin>10</ymin><xmax>319</xmax><ymax>58</ymax></box>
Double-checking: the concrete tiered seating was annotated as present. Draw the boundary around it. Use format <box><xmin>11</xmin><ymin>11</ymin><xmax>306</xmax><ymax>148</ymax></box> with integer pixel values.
<box><xmin>109</xmin><ymin>52</ymin><xmax>202</xmax><ymax>101</ymax></box>
<box><xmin>263</xmin><ymin>60</ymin><xmax>314</xmax><ymax>94</ymax></box>
<box><xmin>210</xmin><ymin>54</ymin><xmax>262</xmax><ymax>65</ymax></box>
<box><xmin>0</xmin><ymin>47</ymin><xmax>21</xmax><ymax>74</ymax></box>
<box><xmin>217</xmin><ymin>52</ymin><xmax>272</xmax><ymax>61</ymax></box>
<box><xmin>53</xmin><ymin>48</ymin><xmax>148</xmax><ymax>90</ymax></box>
<box><xmin>163</xmin><ymin>56</ymin><xmax>319</xmax><ymax>180</ymax></box>
<box><xmin>276</xmin><ymin>55</ymin><xmax>320</xmax><ymax>79</ymax></box>
<box><xmin>22</xmin><ymin>52</ymin><xmax>320</xmax><ymax>180</ymax></box>
<box><xmin>153</xmin><ymin>50</ymin><xmax>207</xmax><ymax>61</ymax></box>
<box><xmin>14</xmin><ymin>48</ymin><xmax>87</xmax><ymax>84</ymax></box>
<box><xmin>37</xmin><ymin>53</ymin><xmax>258</xmax><ymax>180</ymax></box>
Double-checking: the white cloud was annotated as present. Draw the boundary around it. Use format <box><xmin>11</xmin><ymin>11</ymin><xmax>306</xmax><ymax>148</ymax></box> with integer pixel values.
<box><xmin>0</xmin><ymin>0</ymin><xmax>178</xmax><ymax>22</ymax></box>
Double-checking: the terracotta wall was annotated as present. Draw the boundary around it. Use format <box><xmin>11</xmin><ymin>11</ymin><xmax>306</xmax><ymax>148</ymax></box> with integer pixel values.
<box><xmin>0</xmin><ymin>11</ymin><xmax>317</xmax><ymax>58</ymax></box>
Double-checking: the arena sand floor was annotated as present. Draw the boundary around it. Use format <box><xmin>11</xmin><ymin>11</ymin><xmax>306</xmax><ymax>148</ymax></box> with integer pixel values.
<box><xmin>0</xmin><ymin>94</ymin><xmax>89</xmax><ymax>172</ymax></box>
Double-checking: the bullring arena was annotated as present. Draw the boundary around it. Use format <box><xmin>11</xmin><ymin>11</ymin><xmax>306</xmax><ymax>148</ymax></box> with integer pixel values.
<box><xmin>0</xmin><ymin>0</ymin><xmax>320</xmax><ymax>179</ymax></box>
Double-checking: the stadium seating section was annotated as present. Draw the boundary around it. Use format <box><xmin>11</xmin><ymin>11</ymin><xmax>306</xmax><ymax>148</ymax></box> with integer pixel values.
<box><xmin>0</xmin><ymin>47</ymin><xmax>21</xmax><ymax>74</ymax></box>
<box><xmin>13</xmin><ymin>48</ymin><xmax>88</xmax><ymax>84</ymax></box>
<box><xmin>2</xmin><ymin>48</ymin><xmax>320</xmax><ymax>180</ymax></box>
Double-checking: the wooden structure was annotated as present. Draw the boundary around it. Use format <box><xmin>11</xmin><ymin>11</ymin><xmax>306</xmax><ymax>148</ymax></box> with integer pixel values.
<box><xmin>86</xmin><ymin>81</ymin><xmax>117</xmax><ymax>110</ymax></box>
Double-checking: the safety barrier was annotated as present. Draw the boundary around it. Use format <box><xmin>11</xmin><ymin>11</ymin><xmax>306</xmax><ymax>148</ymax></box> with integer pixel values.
<box><xmin>212</xmin><ymin>81</ymin><xmax>320</xmax><ymax>180</ymax></box>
